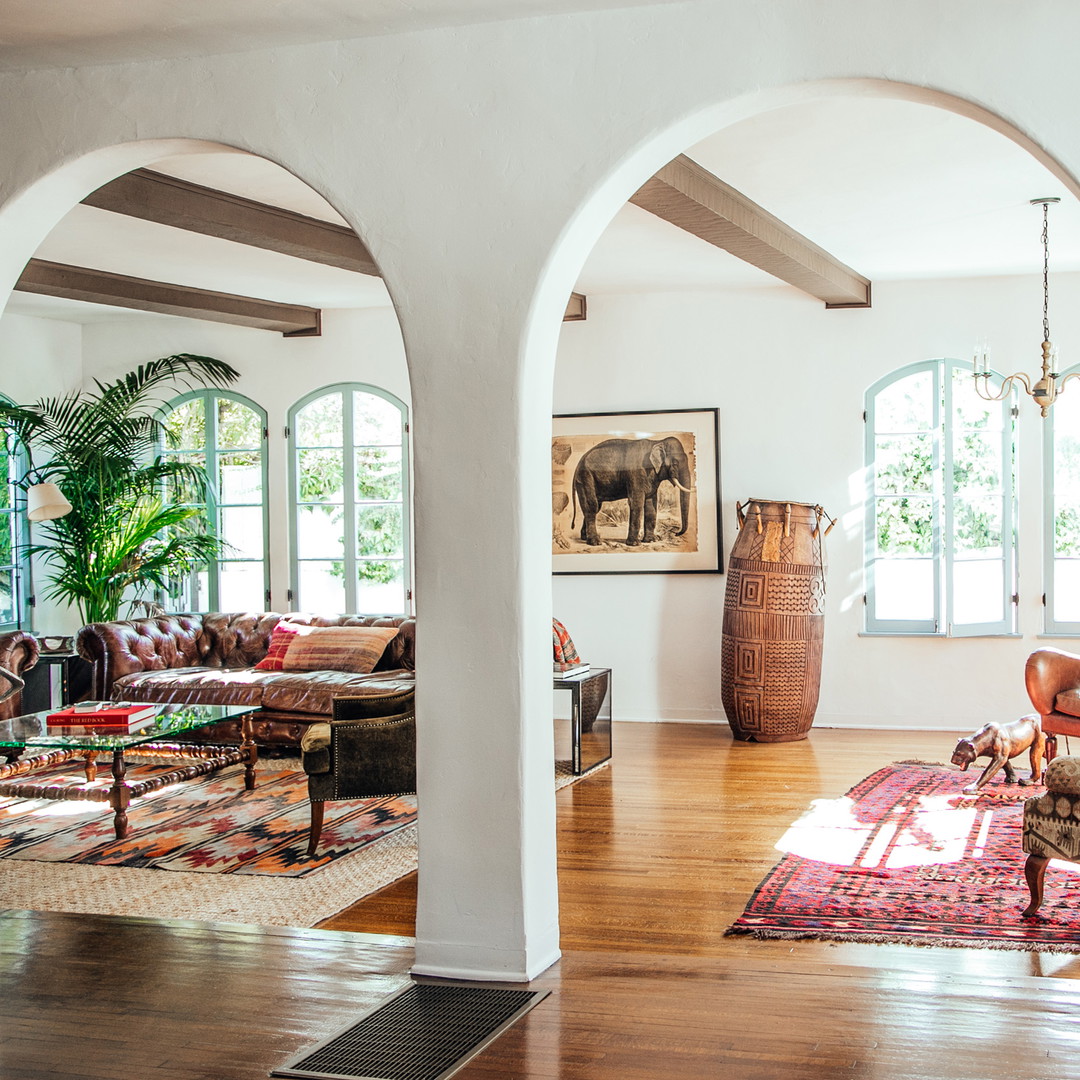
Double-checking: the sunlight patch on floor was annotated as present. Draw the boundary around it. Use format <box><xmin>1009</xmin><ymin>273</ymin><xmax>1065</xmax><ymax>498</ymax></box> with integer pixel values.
<box><xmin>775</xmin><ymin>792</ymin><xmax>981</xmax><ymax>869</ymax></box>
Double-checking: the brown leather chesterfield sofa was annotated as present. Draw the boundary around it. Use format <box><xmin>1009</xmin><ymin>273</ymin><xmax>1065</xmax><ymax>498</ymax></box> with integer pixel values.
<box><xmin>76</xmin><ymin>613</ymin><xmax>415</xmax><ymax>748</ymax></box>
<box><xmin>0</xmin><ymin>630</ymin><xmax>40</xmax><ymax>722</ymax></box>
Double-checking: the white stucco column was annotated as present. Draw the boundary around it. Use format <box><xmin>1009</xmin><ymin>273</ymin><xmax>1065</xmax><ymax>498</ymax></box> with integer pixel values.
<box><xmin>407</xmin><ymin>323</ymin><xmax>560</xmax><ymax>978</ymax></box>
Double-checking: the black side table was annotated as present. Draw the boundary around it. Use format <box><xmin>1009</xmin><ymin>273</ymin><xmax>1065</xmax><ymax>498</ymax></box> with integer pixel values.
<box><xmin>553</xmin><ymin>666</ymin><xmax>612</xmax><ymax>775</ymax></box>
<box><xmin>22</xmin><ymin>650</ymin><xmax>93</xmax><ymax>712</ymax></box>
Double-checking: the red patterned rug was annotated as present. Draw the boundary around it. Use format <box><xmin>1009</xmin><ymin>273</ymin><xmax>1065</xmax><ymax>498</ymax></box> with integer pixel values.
<box><xmin>0</xmin><ymin>761</ymin><xmax>416</xmax><ymax>878</ymax></box>
<box><xmin>726</xmin><ymin>761</ymin><xmax>1080</xmax><ymax>952</ymax></box>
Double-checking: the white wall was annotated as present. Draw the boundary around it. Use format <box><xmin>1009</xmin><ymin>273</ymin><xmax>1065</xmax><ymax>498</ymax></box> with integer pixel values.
<box><xmin>555</xmin><ymin>272</ymin><xmax>1080</xmax><ymax>733</ymax></box>
<box><xmin>0</xmin><ymin>312</ymin><xmax>83</xmax><ymax>633</ymax></box>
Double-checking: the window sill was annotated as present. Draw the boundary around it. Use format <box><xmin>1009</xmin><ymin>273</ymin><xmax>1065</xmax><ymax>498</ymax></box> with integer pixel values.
<box><xmin>858</xmin><ymin>631</ymin><xmax>1022</xmax><ymax>639</ymax></box>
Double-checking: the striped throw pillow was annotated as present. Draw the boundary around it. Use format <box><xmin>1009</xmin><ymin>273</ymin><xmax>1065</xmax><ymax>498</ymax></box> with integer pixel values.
<box><xmin>255</xmin><ymin>624</ymin><xmax>399</xmax><ymax>674</ymax></box>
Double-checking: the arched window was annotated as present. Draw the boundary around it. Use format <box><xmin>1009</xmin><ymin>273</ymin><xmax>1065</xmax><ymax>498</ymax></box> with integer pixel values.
<box><xmin>161</xmin><ymin>390</ymin><xmax>269</xmax><ymax>612</ymax></box>
<box><xmin>0</xmin><ymin>403</ymin><xmax>30</xmax><ymax>631</ymax></box>
<box><xmin>288</xmin><ymin>384</ymin><xmax>410</xmax><ymax>615</ymax></box>
<box><xmin>1045</xmin><ymin>369</ymin><xmax>1080</xmax><ymax>633</ymax></box>
<box><xmin>864</xmin><ymin>359</ymin><xmax>1016</xmax><ymax>635</ymax></box>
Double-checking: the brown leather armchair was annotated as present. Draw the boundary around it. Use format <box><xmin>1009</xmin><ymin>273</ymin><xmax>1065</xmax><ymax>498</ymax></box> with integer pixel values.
<box><xmin>0</xmin><ymin>630</ymin><xmax>40</xmax><ymax>721</ymax></box>
<box><xmin>1025</xmin><ymin>647</ymin><xmax>1080</xmax><ymax>761</ymax></box>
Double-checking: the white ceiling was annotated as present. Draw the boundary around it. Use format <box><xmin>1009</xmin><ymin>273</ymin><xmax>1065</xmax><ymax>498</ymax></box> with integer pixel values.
<box><xmin>2</xmin><ymin>10</ymin><xmax>1078</xmax><ymax>327</ymax></box>
<box><xmin>0</xmin><ymin>0</ymin><xmax>676</xmax><ymax>71</ymax></box>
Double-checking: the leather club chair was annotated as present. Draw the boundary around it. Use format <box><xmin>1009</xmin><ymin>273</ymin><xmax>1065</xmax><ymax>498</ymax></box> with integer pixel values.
<box><xmin>300</xmin><ymin>686</ymin><xmax>415</xmax><ymax>856</ymax></box>
<box><xmin>0</xmin><ymin>630</ymin><xmax>40</xmax><ymax>722</ymax></box>
<box><xmin>1024</xmin><ymin>647</ymin><xmax>1080</xmax><ymax>761</ymax></box>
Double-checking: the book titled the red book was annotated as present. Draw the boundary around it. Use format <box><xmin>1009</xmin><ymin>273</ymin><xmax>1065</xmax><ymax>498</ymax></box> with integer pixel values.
<box><xmin>46</xmin><ymin>702</ymin><xmax>160</xmax><ymax>729</ymax></box>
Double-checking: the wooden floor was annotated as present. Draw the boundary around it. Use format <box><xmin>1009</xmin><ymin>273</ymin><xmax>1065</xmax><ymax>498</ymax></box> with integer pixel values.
<box><xmin>6</xmin><ymin>723</ymin><xmax>1080</xmax><ymax>1079</ymax></box>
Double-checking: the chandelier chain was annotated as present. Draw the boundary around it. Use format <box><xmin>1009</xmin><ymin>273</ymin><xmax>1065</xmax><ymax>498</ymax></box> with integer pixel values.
<box><xmin>1043</xmin><ymin>200</ymin><xmax>1051</xmax><ymax>346</ymax></box>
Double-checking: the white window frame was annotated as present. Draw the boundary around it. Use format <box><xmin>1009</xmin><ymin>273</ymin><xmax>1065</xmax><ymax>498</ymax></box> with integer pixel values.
<box><xmin>161</xmin><ymin>389</ymin><xmax>270</xmax><ymax>613</ymax></box>
<box><xmin>865</xmin><ymin>358</ymin><xmax>1016</xmax><ymax>636</ymax></box>
<box><xmin>288</xmin><ymin>383</ymin><xmax>411</xmax><ymax>615</ymax></box>
<box><xmin>0</xmin><ymin>410</ymin><xmax>31</xmax><ymax>631</ymax></box>
<box><xmin>1044</xmin><ymin>363</ymin><xmax>1080</xmax><ymax>634</ymax></box>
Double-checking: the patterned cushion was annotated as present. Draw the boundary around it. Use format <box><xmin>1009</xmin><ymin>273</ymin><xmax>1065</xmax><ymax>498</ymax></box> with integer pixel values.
<box><xmin>254</xmin><ymin>624</ymin><xmax>399</xmax><ymax>674</ymax></box>
<box><xmin>553</xmin><ymin>618</ymin><xmax>581</xmax><ymax>667</ymax></box>
<box><xmin>253</xmin><ymin>622</ymin><xmax>302</xmax><ymax>671</ymax></box>
<box><xmin>1045</xmin><ymin>756</ymin><xmax>1080</xmax><ymax>796</ymax></box>
<box><xmin>1023</xmin><ymin>787</ymin><xmax>1080</xmax><ymax>861</ymax></box>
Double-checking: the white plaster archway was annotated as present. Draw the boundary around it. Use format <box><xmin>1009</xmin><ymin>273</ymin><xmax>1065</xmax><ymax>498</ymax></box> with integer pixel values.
<box><xmin>3</xmin><ymin>8</ymin><xmax>1080</xmax><ymax>985</ymax></box>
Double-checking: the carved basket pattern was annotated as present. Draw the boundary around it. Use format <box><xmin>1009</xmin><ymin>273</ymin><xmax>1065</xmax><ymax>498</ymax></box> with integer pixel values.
<box><xmin>721</xmin><ymin>500</ymin><xmax>829</xmax><ymax>743</ymax></box>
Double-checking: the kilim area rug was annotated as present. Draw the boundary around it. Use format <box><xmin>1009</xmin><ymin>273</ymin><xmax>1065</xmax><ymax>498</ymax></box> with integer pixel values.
<box><xmin>0</xmin><ymin>756</ymin><xmax>605</xmax><ymax>927</ymax></box>
<box><xmin>726</xmin><ymin>760</ymin><xmax>1080</xmax><ymax>953</ymax></box>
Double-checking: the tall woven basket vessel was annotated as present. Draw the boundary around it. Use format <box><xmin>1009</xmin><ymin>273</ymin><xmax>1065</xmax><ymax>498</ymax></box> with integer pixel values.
<box><xmin>721</xmin><ymin>499</ymin><xmax>833</xmax><ymax>742</ymax></box>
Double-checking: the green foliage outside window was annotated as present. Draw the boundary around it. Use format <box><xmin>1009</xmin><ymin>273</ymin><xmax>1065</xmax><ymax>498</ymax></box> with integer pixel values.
<box><xmin>295</xmin><ymin>391</ymin><xmax>404</xmax><ymax>589</ymax></box>
<box><xmin>875</xmin><ymin>372</ymin><xmax>1004</xmax><ymax>558</ymax></box>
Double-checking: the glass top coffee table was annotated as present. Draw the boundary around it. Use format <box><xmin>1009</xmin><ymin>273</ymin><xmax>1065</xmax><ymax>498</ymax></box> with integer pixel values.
<box><xmin>0</xmin><ymin>703</ymin><xmax>259</xmax><ymax>840</ymax></box>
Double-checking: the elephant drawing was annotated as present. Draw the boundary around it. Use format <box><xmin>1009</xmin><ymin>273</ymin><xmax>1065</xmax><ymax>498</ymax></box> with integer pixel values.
<box><xmin>571</xmin><ymin>436</ymin><xmax>693</xmax><ymax>546</ymax></box>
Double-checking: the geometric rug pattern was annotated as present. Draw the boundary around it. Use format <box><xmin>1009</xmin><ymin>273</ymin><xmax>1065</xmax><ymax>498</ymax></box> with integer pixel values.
<box><xmin>0</xmin><ymin>757</ymin><xmax>607</xmax><ymax>928</ymax></box>
<box><xmin>0</xmin><ymin>763</ymin><xmax>415</xmax><ymax>878</ymax></box>
<box><xmin>726</xmin><ymin>761</ymin><xmax>1080</xmax><ymax>953</ymax></box>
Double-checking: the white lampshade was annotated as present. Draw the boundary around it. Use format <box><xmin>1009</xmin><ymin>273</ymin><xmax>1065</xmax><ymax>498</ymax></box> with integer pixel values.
<box><xmin>26</xmin><ymin>482</ymin><xmax>73</xmax><ymax>522</ymax></box>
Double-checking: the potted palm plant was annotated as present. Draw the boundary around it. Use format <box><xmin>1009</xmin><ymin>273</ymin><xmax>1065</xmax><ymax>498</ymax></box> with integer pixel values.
<box><xmin>0</xmin><ymin>354</ymin><xmax>240</xmax><ymax>624</ymax></box>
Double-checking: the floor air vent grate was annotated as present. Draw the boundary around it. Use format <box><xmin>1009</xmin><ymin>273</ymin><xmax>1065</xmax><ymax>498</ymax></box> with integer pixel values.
<box><xmin>271</xmin><ymin>982</ymin><xmax>549</xmax><ymax>1080</ymax></box>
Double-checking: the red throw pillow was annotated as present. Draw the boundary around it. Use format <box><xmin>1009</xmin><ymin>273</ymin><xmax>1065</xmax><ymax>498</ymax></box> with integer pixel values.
<box><xmin>254</xmin><ymin>622</ymin><xmax>303</xmax><ymax>671</ymax></box>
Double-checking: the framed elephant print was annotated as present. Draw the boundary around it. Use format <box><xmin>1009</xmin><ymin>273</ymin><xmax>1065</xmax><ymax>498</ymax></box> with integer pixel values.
<box><xmin>552</xmin><ymin>407</ymin><xmax>721</xmax><ymax>574</ymax></box>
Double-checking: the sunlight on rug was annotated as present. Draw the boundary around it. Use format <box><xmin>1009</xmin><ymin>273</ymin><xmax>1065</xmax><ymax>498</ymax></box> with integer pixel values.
<box><xmin>0</xmin><ymin>756</ymin><xmax>608</xmax><ymax>928</ymax></box>
<box><xmin>726</xmin><ymin>761</ymin><xmax>1080</xmax><ymax>952</ymax></box>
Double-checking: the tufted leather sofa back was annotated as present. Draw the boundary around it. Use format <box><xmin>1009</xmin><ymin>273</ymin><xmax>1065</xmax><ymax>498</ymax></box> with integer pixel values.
<box><xmin>77</xmin><ymin>612</ymin><xmax>415</xmax><ymax>700</ymax></box>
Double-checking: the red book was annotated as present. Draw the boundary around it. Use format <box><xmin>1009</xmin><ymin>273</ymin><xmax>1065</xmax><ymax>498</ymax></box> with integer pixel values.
<box><xmin>46</xmin><ymin>702</ymin><xmax>160</xmax><ymax>729</ymax></box>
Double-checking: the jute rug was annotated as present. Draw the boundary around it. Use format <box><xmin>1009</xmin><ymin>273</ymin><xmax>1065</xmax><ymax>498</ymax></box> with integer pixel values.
<box><xmin>726</xmin><ymin>761</ymin><xmax>1080</xmax><ymax>952</ymax></box>
<box><xmin>0</xmin><ymin>756</ymin><xmax>606</xmax><ymax>928</ymax></box>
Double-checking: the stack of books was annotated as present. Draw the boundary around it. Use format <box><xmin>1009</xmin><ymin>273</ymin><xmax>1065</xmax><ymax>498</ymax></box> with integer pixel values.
<box><xmin>554</xmin><ymin>662</ymin><xmax>590</xmax><ymax>677</ymax></box>
<box><xmin>46</xmin><ymin>701</ymin><xmax>161</xmax><ymax>733</ymax></box>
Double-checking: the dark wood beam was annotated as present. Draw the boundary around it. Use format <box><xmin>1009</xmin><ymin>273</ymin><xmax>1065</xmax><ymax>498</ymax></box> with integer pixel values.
<box><xmin>630</xmin><ymin>154</ymin><xmax>871</xmax><ymax>308</ymax></box>
<box><xmin>564</xmin><ymin>293</ymin><xmax>587</xmax><ymax>321</ymax></box>
<box><xmin>15</xmin><ymin>260</ymin><xmax>321</xmax><ymax>336</ymax></box>
<box><xmin>82</xmin><ymin>168</ymin><xmax>380</xmax><ymax>277</ymax></box>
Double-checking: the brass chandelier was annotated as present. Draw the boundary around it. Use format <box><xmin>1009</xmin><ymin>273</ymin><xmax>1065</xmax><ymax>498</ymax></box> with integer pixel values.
<box><xmin>973</xmin><ymin>196</ymin><xmax>1076</xmax><ymax>417</ymax></box>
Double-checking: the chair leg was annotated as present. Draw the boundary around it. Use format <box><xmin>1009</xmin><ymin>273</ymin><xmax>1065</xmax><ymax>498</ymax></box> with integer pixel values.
<box><xmin>1045</xmin><ymin>734</ymin><xmax>1058</xmax><ymax>765</ymax></box>
<box><xmin>1022</xmin><ymin>854</ymin><xmax>1049</xmax><ymax>917</ymax></box>
<box><xmin>308</xmin><ymin>801</ymin><xmax>326</xmax><ymax>857</ymax></box>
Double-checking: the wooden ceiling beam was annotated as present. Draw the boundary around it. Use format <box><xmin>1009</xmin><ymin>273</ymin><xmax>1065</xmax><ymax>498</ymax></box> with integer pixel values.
<box><xmin>630</xmin><ymin>155</ymin><xmax>871</xmax><ymax>308</ymax></box>
<box><xmin>83</xmin><ymin>169</ymin><xmax>591</xmax><ymax>321</ymax></box>
<box><xmin>564</xmin><ymin>292</ymin><xmax>587</xmax><ymax>321</ymax></box>
<box><xmin>15</xmin><ymin>260</ymin><xmax>321</xmax><ymax>336</ymax></box>
<box><xmin>82</xmin><ymin>168</ymin><xmax>380</xmax><ymax>277</ymax></box>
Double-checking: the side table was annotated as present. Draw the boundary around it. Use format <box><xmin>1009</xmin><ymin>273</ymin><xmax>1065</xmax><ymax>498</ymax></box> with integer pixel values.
<box><xmin>553</xmin><ymin>666</ymin><xmax>612</xmax><ymax>775</ymax></box>
<box><xmin>22</xmin><ymin>650</ymin><xmax>93</xmax><ymax>712</ymax></box>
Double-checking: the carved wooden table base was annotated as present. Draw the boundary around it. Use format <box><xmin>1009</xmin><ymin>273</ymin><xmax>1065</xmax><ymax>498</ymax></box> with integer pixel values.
<box><xmin>0</xmin><ymin>715</ymin><xmax>258</xmax><ymax>840</ymax></box>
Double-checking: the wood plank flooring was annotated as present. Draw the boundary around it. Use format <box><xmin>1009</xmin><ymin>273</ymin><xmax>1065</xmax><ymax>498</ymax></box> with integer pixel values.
<box><xmin>6</xmin><ymin>723</ymin><xmax>1080</xmax><ymax>1078</ymax></box>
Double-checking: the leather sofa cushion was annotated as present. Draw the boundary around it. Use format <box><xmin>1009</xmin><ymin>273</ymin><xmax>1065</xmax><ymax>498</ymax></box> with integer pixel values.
<box><xmin>114</xmin><ymin>666</ymin><xmax>281</xmax><ymax>707</ymax></box>
<box><xmin>260</xmin><ymin>670</ymin><xmax>414</xmax><ymax>716</ymax></box>
<box><xmin>115</xmin><ymin>665</ymin><xmax>415</xmax><ymax>716</ymax></box>
<box><xmin>1055</xmin><ymin>689</ymin><xmax>1080</xmax><ymax>718</ymax></box>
